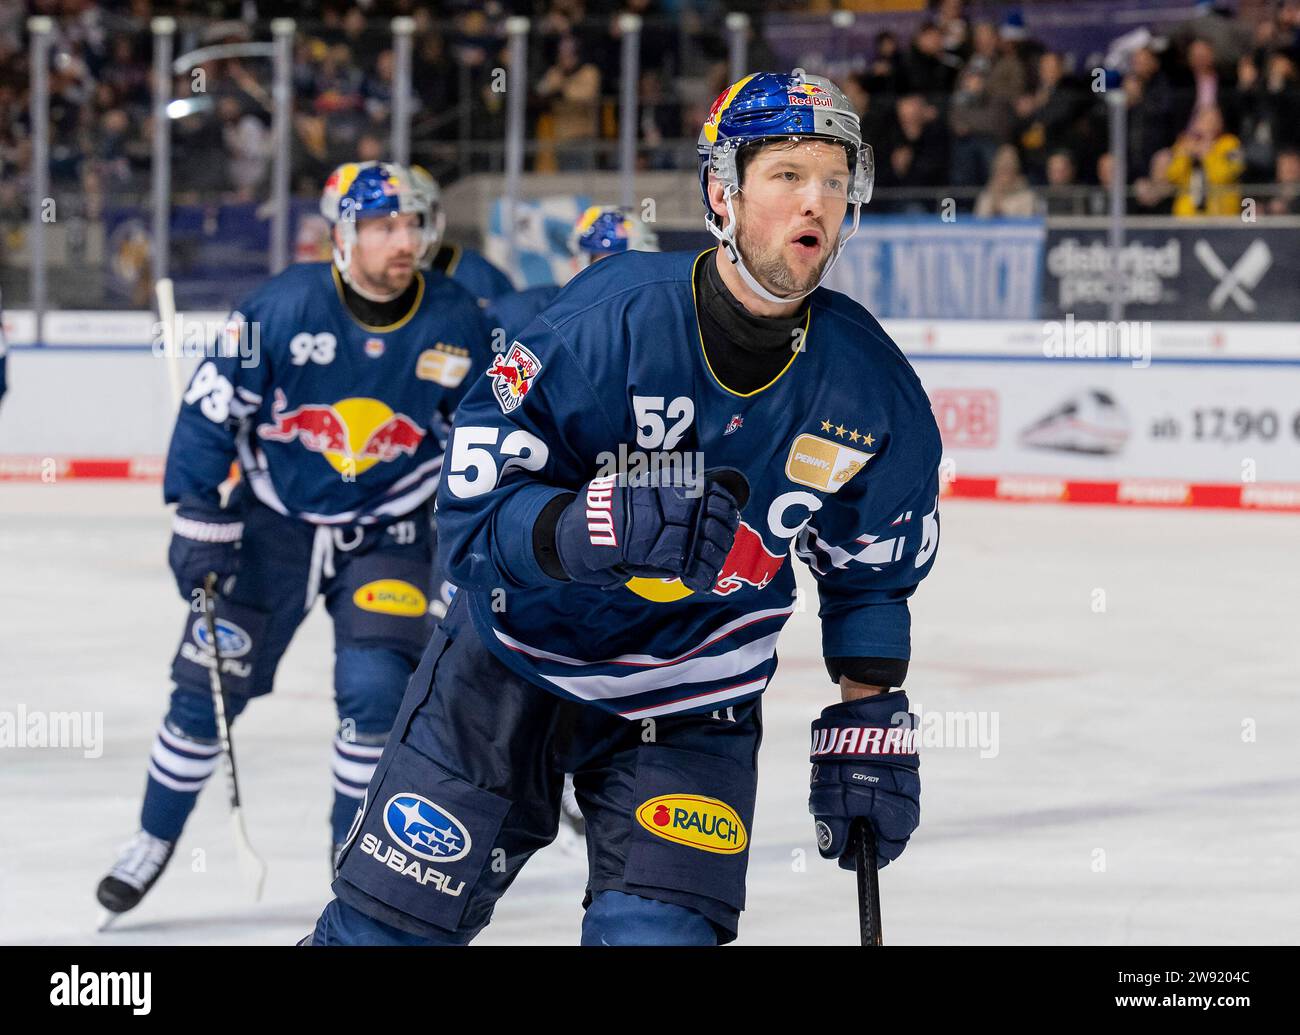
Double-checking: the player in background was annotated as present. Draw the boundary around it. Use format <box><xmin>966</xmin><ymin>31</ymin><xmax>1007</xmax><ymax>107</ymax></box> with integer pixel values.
<box><xmin>307</xmin><ymin>71</ymin><xmax>941</xmax><ymax>946</ymax></box>
<box><xmin>487</xmin><ymin>205</ymin><xmax>660</xmax><ymax>344</ymax></box>
<box><xmin>95</xmin><ymin>162</ymin><xmax>491</xmax><ymax>918</ymax></box>
<box><xmin>408</xmin><ymin>166</ymin><xmax>516</xmax><ymax>309</ymax></box>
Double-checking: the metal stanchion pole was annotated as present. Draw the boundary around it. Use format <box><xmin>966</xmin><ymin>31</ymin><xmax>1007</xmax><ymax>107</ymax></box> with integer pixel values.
<box><xmin>151</xmin><ymin>17</ymin><xmax>176</xmax><ymax>288</ymax></box>
<box><xmin>618</xmin><ymin>13</ymin><xmax>642</xmax><ymax>211</ymax></box>
<box><xmin>726</xmin><ymin>12</ymin><xmax>749</xmax><ymax>86</ymax></box>
<box><xmin>269</xmin><ymin>18</ymin><xmax>295</xmax><ymax>274</ymax></box>
<box><xmin>1107</xmin><ymin>83</ymin><xmax>1127</xmax><ymax>324</ymax></box>
<box><xmin>391</xmin><ymin>16</ymin><xmax>414</xmax><ymax>165</ymax></box>
<box><xmin>503</xmin><ymin>17</ymin><xmax>530</xmax><ymax>284</ymax></box>
<box><xmin>27</xmin><ymin>16</ymin><xmax>52</xmax><ymax>343</ymax></box>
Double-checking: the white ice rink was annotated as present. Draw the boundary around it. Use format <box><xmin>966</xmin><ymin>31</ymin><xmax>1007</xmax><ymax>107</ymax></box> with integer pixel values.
<box><xmin>1</xmin><ymin>482</ymin><xmax>1296</xmax><ymax>945</ymax></box>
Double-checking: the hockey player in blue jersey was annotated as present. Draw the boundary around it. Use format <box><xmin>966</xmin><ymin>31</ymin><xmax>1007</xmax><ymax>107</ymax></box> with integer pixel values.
<box><xmin>308</xmin><ymin>71</ymin><xmax>941</xmax><ymax>946</ymax></box>
<box><xmin>407</xmin><ymin>165</ymin><xmax>515</xmax><ymax>309</ymax></box>
<box><xmin>487</xmin><ymin>204</ymin><xmax>660</xmax><ymax>344</ymax></box>
<box><xmin>95</xmin><ymin>161</ymin><xmax>492</xmax><ymax>918</ymax></box>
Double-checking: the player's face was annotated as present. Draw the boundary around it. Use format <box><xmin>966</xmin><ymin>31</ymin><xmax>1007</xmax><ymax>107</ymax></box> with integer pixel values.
<box><xmin>733</xmin><ymin>140</ymin><xmax>851</xmax><ymax>296</ymax></box>
<box><xmin>348</xmin><ymin>212</ymin><xmax>422</xmax><ymax>296</ymax></box>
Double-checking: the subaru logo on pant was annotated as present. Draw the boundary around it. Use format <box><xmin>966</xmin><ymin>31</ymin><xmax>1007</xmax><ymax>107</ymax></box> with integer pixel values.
<box><xmin>382</xmin><ymin>793</ymin><xmax>471</xmax><ymax>863</ymax></box>
<box><xmin>191</xmin><ymin>618</ymin><xmax>252</xmax><ymax>658</ymax></box>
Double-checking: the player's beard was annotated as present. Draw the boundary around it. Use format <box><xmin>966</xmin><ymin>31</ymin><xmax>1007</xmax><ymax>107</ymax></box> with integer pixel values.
<box><xmin>355</xmin><ymin>260</ymin><xmax>415</xmax><ymax>299</ymax></box>
<box><xmin>736</xmin><ymin>215</ymin><xmax>832</xmax><ymax>297</ymax></box>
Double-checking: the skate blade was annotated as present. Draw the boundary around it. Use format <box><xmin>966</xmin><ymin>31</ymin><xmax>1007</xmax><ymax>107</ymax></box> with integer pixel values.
<box><xmin>96</xmin><ymin>908</ymin><xmax>121</xmax><ymax>933</ymax></box>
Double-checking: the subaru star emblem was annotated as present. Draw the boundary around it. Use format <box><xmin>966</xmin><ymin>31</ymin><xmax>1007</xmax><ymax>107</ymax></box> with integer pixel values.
<box><xmin>382</xmin><ymin>793</ymin><xmax>471</xmax><ymax>863</ymax></box>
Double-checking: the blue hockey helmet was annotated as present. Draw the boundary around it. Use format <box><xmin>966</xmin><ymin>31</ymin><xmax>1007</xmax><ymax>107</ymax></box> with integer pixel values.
<box><xmin>569</xmin><ymin>205</ymin><xmax>659</xmax><ymax>262</ymax></box>
<box><xmin>320</xmin><ymin>161</ymin><xmax>442</xmax><ymax>281</ymax></box>
<box><xmin>696</xmin><ymin>71</ymin><xmax>874</xmax><ymax>304</ymax></box>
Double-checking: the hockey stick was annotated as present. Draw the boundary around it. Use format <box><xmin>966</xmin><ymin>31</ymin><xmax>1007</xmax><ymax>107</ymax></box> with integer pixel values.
<box><xmin>156</xmin><ymin>278</ymin><xmax>185</xmax><ymax>410</ymax></box>
<box><xmin>852</xmin><ymin>818</ymin><xmax>883</xmax><ymax>946</ymax></box>
<box><xmin>202</xmin><ymin>573</ymin><xmax>267</xmax><ymax>900</ymax></box>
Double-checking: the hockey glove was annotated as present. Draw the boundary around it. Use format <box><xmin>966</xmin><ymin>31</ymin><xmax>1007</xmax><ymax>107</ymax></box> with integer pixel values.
<box><xmin>809</xmin><ymin>691</ymin><xmax>920</xmax><ymax>870</ymax></box>
<box><xmin>554</xmin><ymin>473</ymin><xmax>741</xmax><ymax>592</ymax></box>
<box><xmin>168</xmin><ymin>500</ymin><xmax>243</xmax><ymax>602</ymax></box>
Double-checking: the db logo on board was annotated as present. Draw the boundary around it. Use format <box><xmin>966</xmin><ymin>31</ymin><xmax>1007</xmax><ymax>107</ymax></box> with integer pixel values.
<box><xmin>931</xmin><ymin>389</ymin><xmax>998</xmax><ymax>449</ymax></box>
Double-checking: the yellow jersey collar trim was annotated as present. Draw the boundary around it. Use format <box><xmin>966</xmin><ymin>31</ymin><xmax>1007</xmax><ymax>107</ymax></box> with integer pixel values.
<box><xmin>332</xmin><ymin>265</ymin><xmax>425</xmax><ymax>333</ymax></box>
<box><xmin>691</xmin><ymin>247</ymin><xmax>809</xmax><ymax>399</ymax></box>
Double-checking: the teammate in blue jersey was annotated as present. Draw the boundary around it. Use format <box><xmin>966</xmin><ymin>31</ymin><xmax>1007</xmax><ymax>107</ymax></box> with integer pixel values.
<box><xmin>488</xmin><ymin>204</ymin><xmax>660</xmax><ymax>343</ymax></box>
<box><xmin>95</xmin><ymin>161</ymin><xmax>492</xmax><ymax>919</ymax></box>
<box><xmin>308</xmin><ymin>72</ymin><xmax>941</xmax><ymax>946</ymax></box>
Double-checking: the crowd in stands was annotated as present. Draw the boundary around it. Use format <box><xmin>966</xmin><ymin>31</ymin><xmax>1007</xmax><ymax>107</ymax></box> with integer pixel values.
<box><xmin>1</xmin><ymin>0</ymin><xmax>1299</xmax><ymax>219</ymax></box>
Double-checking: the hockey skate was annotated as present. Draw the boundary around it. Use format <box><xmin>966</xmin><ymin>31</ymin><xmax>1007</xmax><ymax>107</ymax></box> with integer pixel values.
<box><xmin>96</xmin><ymin>830</ymin><xmax>176</xmax><ymax>927</ymax></box>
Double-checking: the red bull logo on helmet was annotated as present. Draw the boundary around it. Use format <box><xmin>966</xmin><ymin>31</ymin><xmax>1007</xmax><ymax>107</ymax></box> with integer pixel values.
<box><xmin>257</xmin><ymin>388</ymin><xmax>425</xmax><ymax>476</ymax></box>
<box><xmin>788</xmin><ymin>82</ymin><xmax>834</xmax><ymax>108</ymax></box>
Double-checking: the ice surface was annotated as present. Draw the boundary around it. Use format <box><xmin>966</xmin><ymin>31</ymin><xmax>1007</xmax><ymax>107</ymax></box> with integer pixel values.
<box><xmin>1</xmin><ymin>483</ymin><xmax>1296</xmax><ymax>944</ymax></box>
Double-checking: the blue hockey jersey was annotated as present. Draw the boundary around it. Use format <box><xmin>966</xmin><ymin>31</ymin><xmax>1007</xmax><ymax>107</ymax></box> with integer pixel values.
<box><xmin>434</xmin><ymin>243</ymin><xmax>515</xmax><ymax>308</ymax></box>
<box><xmin>165</xmin><ymin>262</ymin><xmax>491</xmax><ymax>524</ymax></box>
<box><xmin>436</xmin><ymin>248</ymin><xmax>942</xmax><ymax>720</ymax></box>
<box><xmin>485</xmin><ymin>284</ymin><xmax>561</xmax><ymax>343</ymax></box>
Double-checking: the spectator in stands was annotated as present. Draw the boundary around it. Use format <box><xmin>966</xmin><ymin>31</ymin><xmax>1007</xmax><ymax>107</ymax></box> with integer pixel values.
<box><xmin>1043</xmin><ymin>149</ymin><xmax>1078</xmax><ymax>214</ymax></box>
<box><xmin>965</xmin><ymin>20</ymin><xmax>1000</xmax><ymax>77</ymax></box>
<box><xmin>637</xmin><ymin>69</ymin><xmax>681</xmax><ymax>171</ymax></box>
<box><xmin>949</xmin><ymin>63</ymin><xmax>1007</xmax><ymax>187</ymax></box>
<box><xmin>902</xmin><ymin>21</ymin><xmax>961</xmax><ymax>107</ymax></box>
<box><xmin>1171</xmin><ymin>3</ymin><xmax>1252</xmax><ymax>71</ymax></box>
<box><xmin>536</xmin><ymin>33</ymin><xmax>601</xmax><ymax>172</ymax></box>
<box><xmin>1182</xmin><ymin>37</ymin><xmax>1226</xmax><ymax>129</ymax></box>
<box><xmin>1165</xmin><ymin>105</ymin><xmax>1245</xmax><ymax>216</ymax></box>
<box><xmin>987</xmin><ymin>11</ymin><xmax>1031</xmax><ymax>115</ymax></box>
<box><xmin>413</xmin><ymin>29</ymin><xmax>458</xmax><ymax>136</ymax></box>
<box><xmin>1135</xmin><ymin>148</ymin><xmax>1176</xmax><ymax>214</ymax></box>
<box><xmin>861</xmin><ymin>31</ymin><xmax>902</xmax><ymax>100</ymax></box>
<box><xmin>1088</xmin><ymin>152</ymin><xmax>1118</xmax><ymax>216</ymax></box>
<box><xmin>935</xmin><ymin>0</ymin><xmax>971</xmax><ymax>60</ymax></box>
<box><xmin>1266</xmin><ymin>146</ymin><xmax>1300</xmax><ymax>214</ymax></box>
<box><xmin>1014</xmin><ymin>51</ymin><xmax>1087</xmax><ymax>183</ymax></box>
<box><xmin>1239</xmin><ymin>51</ymin><xmax>1300</xmax><ymax>172</ymax></box>
<box><xmin>218</xmin><ymin>95</ymin><xmax>271</xmax><ymax>201</ymax></box>
<box><xmin>342</xmin><ymin>5</ymin><xmax>384</xmax><ymax>74</ymax></box>
<box><xmin>878</xmin><ymin>93</ymin><xmax>949</xmax><ymax>205</ymax></box>
<box><xmin>1126</xmin><ymin>46</ymin><xmax>1177</xmax><ymax>178</ymax></box>
<box><xmin>363</xmin><ymin>48</ymin><xmax>402</xmax><ymax>133</ymax></box>
<box><xmin>974</xmin><ymin>144</ymin><xmax>1039</xmax><ymax>217</ymax></box>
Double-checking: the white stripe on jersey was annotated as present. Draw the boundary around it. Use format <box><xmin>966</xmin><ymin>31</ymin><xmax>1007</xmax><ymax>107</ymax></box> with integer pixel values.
<box><xmin>492</xmin><ymin>605</ymin><xmax>795</xmax><ymax>668</ymax></box>
<box><xmin>617</xmin><ymin>678</ymin><xmax>770</xmax><ymax>719</ymax></box>
<box><xmin>518</xmin><ymin>630</ymin><xmax>784</xmax><ymax>702</ymax></box>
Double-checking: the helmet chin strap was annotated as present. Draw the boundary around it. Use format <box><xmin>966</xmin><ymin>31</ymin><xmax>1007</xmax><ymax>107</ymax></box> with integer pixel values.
<box><xmin>333</xmin><ymin>222</ymin><xmax>357</xmax><ymax>285</ymax></box>
<box><xmin>708</xmin><ymin>188</ymin><xmax>861</xmax><ymax>306</ymax></box>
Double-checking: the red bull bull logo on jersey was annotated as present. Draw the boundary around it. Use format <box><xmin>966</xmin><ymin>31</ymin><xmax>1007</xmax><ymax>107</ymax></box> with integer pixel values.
<box><xmin>257</xmin><ymin>388</ymin><xmax>425</xmax><ymax>476</ymax></box>
<box><xmin>486</xmin><ymin>341</ymin><xmax>543</xmax><ymax>414</ymax></box>
<box><xmin>713</xmin><ymin>519</ymin><xmax>786</xmax><ymax>595</ymax></box>
<box><xmin>625</xmin><ymin>519</ymin><xmax>786</xmax><ymax>602</ymax></box>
